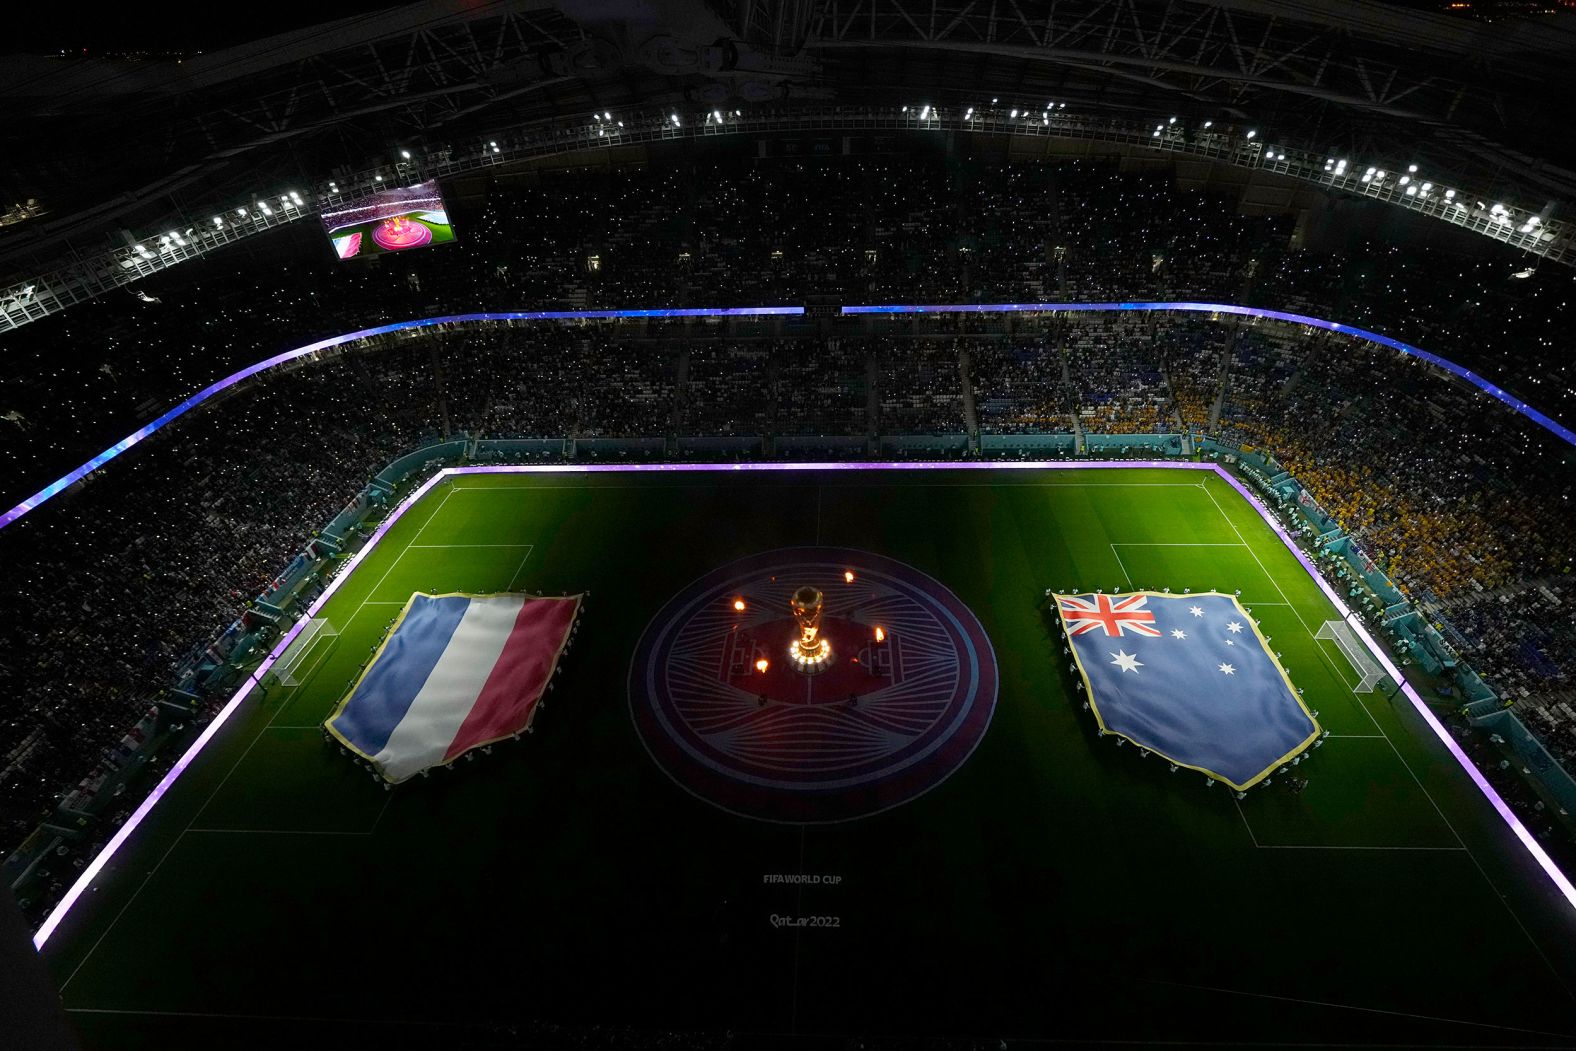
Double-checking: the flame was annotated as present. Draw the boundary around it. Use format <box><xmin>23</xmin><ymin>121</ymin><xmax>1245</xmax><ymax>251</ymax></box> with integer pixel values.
<box><xmin>755</xmin><ymin>658</ymin><xmax>769</xmax><ymax>673</ymax></box>
<box><xmin>732</xmin><ymin>598</ymin><xmax>746</xmax><ymax>612</ymax></box>
<box><xmin>874</xmin><ymin>626</ymin><xmax>885</xmax><ymax>642</ymax></box>
<box><xmin>844</xmin><ymin>570</ymin><xmax>855</xmax><ymax>583</ymax></box>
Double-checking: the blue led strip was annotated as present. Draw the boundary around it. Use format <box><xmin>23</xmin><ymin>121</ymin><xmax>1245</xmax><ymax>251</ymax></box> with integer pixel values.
<box><xmin>841</xmin><ymin>301</ymin><xmax>1576</xmax><ymax>448</ymax></box>
<box><xmin>3</xmin><ymin>299</ymin><xmax>1570</xmax><ymax>531</ymax></box>
<box><xmin>0</xmin><ymin>307</ymin><xmax>804</xmax><ymax>530</ymax></box>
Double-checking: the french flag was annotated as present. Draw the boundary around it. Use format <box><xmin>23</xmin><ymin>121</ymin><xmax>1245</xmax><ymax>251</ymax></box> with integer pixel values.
<box><xmin>326</xmin><ymin>593</ymin><xmax>580</xmax><ymax>782</ymax></box>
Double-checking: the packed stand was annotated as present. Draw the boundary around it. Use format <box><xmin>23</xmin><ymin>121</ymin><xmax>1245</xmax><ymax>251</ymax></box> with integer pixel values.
<box><xmin>872</xmin><ymin>339</ymin><xmax>967</xmax><ymax>434</ymax></box>
<box><xmin>1063</xmin><ymin>316</ymin><xmax>1178</xmax><ymax>433</ymax></box>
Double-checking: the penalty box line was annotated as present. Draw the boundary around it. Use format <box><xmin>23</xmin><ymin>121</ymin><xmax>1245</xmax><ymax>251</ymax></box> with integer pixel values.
<box><xmin>1200</xmin><ymin>475</ymin><xmax>1575</xmax><ymax>995</ymax></box>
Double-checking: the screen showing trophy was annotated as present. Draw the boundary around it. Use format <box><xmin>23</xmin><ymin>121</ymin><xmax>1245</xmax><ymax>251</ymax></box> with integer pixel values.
<box><xmin>320</xmin><ymin>179</ymin><xmax>456</xmax><ymax>260</ymax></box>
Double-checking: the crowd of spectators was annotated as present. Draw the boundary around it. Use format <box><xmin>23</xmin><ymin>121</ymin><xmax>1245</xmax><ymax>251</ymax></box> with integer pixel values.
<box><xmin>872</xmin><ymin>339</ymin><xmax>967</xmax><ymax>434</ymax></box>
<box><xmin>6</xmin><ymin>155</ymin><xmax>1574</xmax><ymax>509</ymax></box>
<box><xmin>969</xmin><ymin>338</ymin><xmax>1074</xmax><ymax>434</ymax></box>
<box><xmin>1062</xmin><ymin>316</ymin><xmax>1177</xmax><ymax>433</ymax></box>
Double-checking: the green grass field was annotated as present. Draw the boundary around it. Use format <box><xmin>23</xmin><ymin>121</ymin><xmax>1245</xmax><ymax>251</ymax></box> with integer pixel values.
<box><xmin>41</xmin><ymin>467</ymin><xmax>1576</xmax><ymax>1048</ymax></box>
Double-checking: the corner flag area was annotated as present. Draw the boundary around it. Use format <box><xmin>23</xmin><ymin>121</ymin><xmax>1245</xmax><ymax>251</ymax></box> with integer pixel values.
<box><xmin>37</xmin><ymin>466</ymin><xmax>1576</xmax><ymax>1048</ymax></box>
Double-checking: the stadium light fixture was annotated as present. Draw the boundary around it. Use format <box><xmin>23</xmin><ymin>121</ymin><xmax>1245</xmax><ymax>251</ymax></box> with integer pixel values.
<box><xmin>1168</xmin><ymin>116</ymin><xmax>1176</xmax><ymax>124</ymax></box>
<box><xmin>1245</xmin><ymin>129</ymin><xmax>1256</xmax><ymax>139</ymax></box>
<box><xmin>604</xmin><ymin>112</ymin><xmax>611</xmax><ymax>120</ymax></box>
<box><xmin>964</xmin><ymin>107</ymin><xmax>973</xmax><ymax>119</ymax></box>
<box><xmin>400</xmin><ymin>150</ymin><xmax>410</xmax><ymax>159</ymax></box>
<box><xmin>212</xmin><ymin>217</ymin><xmax>222</xmax><ymax>227</ymax></box>
<box><xmin>1203</xmin><ymin>120</ymin><xmax>1213</xmax><ymax>128</ymax></box>
<box><xmin>1408</xmin><ymin>164</ymin><xmax>1418</xmax><ymax>172</ymax></box>
<box><xmin>919</xmin><ymin>105</ymin><xmax>930</xmax><ymax>119</ymax></box>
<box><xmin>1010</xmin><ymin>109</ymin><xmax>1018</xmax><ymax>118</ymax></box>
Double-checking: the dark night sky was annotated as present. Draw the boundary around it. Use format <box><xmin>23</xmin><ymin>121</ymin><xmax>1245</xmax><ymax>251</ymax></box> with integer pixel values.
<box><xmin>8</xmin><ymin>2</ymin><xmax>410</xmax><ymax>54</ymax></box>
<box><xmin>7</xmin><ymin>1</ymin><xmax>1546</xmax><ymax>55</ymax></box>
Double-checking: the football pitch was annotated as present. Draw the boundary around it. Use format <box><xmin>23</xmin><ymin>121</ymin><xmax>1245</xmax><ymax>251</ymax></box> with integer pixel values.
<box><xmin>41</xmin><ymin>465</ymin><xmax>1576</xmax><ymax>1048</ymax></box>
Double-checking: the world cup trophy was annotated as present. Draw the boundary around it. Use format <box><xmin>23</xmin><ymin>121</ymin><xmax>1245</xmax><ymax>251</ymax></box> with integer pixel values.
<box><xmin>789</xmin><ymin>585</ymin><xmax>831</xmax><ymax>671</ymax></box>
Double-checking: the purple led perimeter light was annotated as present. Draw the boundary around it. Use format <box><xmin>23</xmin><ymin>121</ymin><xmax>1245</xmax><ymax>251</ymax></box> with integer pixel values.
<box><xmin>4</xmin><ymin>301</ymin><xmax>1573</xmax><ymax>533</ymax></box>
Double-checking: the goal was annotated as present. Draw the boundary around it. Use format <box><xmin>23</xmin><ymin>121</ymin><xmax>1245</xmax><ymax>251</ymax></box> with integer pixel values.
<box><xmin>1315</xmin><ymin>619</ymin><xmax>1385</xmax><ymax>693</ymax></box>
<box><xmin>272</xmin><ymin>617</ymin><xmax>338</xmax><ymax>687</ymax></box>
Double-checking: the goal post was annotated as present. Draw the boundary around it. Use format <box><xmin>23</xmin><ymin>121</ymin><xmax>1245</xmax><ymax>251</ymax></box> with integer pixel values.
<box><xmin>1315</xmin><ymin>620</ymin><xmax>1385</xmax><ymax>694</ymax></box>
<box><xmin>272</xmin><ymin>617</ymin><xmax>338</xmax><ymax>687</ymax></box>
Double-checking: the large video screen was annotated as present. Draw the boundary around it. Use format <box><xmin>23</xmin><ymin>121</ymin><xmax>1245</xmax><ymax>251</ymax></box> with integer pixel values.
<box><xmin>320</xmin><ymin>179</ymin><xmax>455</xmax><ymax>260</ymax></box>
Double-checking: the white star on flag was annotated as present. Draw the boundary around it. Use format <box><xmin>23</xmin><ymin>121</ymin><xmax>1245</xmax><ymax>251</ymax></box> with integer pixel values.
<box><xmin>1227</xmin><ymin>621</ymin><xmax>1244</xmax><ymax>634</ymax></box>
<box><xmin>1219</xmin><ymin>662</ymin><xmax>1235</xmax><ymax>675</ymax></box>
<box><xmin>1188</xmin><ymin>606</ymin><xmax>1203</xmax><ymax>617</ymax></box>
<box><xmin>1110</xmin><ymin>650</ymin><xmax>1143</xmax><ymax>674</ymax></box>
<box><xmin>1224</xmin><ymin>639</ymin><xmax>1235</xmax><ymax>646</ymax></box>
<box><xmin>1170</xmin><ymin>629</ymin><xmax>1187</xmax><ymax>640</ymax></box>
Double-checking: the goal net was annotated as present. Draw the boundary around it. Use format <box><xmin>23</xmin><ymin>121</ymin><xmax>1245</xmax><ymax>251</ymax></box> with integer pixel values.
<box><xmin>1315</xmin><ymin>620</ymin><xmax>1385</xmax><ymax>694</ymax></box>
<box><xmin>272</xmin><ymin>617</ymin><xmax>338</xmax><ymax>687</ymax></box>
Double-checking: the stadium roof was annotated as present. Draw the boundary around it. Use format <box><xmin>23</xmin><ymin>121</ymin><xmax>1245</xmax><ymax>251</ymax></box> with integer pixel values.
<box><xmin>1</xmin><ymin>0</ymin><xmax>1573</xmax><ymax>309</ymax></box>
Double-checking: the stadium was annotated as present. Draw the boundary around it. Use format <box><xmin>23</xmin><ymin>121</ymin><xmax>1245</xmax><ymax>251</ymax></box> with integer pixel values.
<box><xmin>1</xmin><ymin>1</ymin><xmax>1576</xmax><ymax>1047</ymax></box>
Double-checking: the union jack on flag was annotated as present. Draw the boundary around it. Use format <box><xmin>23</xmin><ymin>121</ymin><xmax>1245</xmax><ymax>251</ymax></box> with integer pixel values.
<box><xmin>1058</xmin><ymin>594</ymin><xmax>1162</xmax><ymax>637</ymax></box>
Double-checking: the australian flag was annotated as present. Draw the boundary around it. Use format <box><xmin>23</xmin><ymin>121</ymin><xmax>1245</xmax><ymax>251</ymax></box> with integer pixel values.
<box><xmin>1055</xmin><ymin>592</ymin><xmax>1320</xmax><ymax>790</ymax></box>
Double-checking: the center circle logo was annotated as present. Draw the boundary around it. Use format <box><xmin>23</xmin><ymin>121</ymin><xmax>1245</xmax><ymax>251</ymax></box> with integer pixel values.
<box><xmin>629</xmin><ymin>547</ymin><xmax>998</xmax><ymax>822</ymax></box>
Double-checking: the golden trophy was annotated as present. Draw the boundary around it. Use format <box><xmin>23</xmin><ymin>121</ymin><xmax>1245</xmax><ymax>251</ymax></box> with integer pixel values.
<box><xmin>788</xmin><ymin>585</ymin><xmax>831</xmax><ymax>671</ymax></box>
